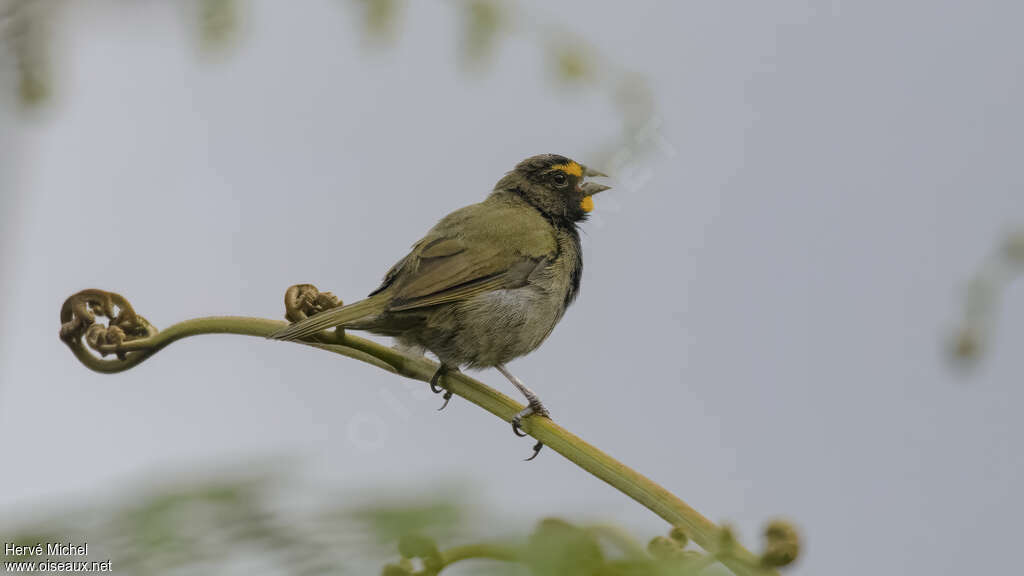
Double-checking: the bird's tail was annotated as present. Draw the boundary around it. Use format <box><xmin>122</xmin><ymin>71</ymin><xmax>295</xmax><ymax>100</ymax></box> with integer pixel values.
<box><xmin>268</xmin><ymin>295</ymin><xmax>387</xmax><ymax>342</ymax></box>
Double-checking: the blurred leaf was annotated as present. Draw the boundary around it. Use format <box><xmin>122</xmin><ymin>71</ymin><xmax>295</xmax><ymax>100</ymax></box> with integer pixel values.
<box><xmin>350</xmin><ymin>499</ymin><xmax>462</xmax><ymax>544</ymax></box>
<box><xmin>461</xmin><ymin>0</ymin><xmax>503</xmax><ymax>69</ymax></box>
<box><xmin>950</xmin><ymin>229</ymin><xmax>1024</xmax><ymax>365</ymax></box>
<box><xmin>1004</xmin><ymin>230</ymin><xmax>1024</xmax><ymax>264</ymax></box>
<box><xmin>551</xmin><ymin>41</ymin><xmax>592</xmax><ymax>84</ymax></box>
<box><xmin>198</xmin><ymin>0</ymin><xmax>237</xmax><ymax>52</ymax></box>
<box><xmin>355</xmin><ymin>0</ymin><xmax>403</xmax><ymax>43</ymax></box>
<box><xmin>4</xmin><ymin>0</ymin><xmax>51</xmax><ymax>107</ymax></box>
<box><xmin>526</xmin><ymin>518</ymin><xmax>604</xmax><ymax>576</ymax></box>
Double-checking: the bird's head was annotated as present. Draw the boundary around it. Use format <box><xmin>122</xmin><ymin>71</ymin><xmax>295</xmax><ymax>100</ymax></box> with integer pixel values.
<box><xmin>495</xmin><ymin>154</ymin><xmax>611</xmax><ymax>226</ymax></box>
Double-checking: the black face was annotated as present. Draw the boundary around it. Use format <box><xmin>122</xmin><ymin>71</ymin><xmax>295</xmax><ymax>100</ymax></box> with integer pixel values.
<box><xmin>505</xmin><ymin>154</ymin><xmax>588</xmax><ymax>226</ymax></box>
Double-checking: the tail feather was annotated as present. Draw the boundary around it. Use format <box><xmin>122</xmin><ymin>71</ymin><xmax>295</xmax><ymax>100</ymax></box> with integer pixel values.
<box><xmin>268</xmin><ymin>296</ymin><xmax>385</xmax><ymax>342</ymax></box>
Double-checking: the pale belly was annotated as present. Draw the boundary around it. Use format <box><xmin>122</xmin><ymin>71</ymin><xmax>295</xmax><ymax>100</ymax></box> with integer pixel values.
<box><xmin>410</xmin><ymin>285</ymin><xmax>565</xmax><ymax>369</ymax></box>
<box><xmin>380</xmin><ymin>228</ymin><xmax>581</xmax><ymax>369</ymax></box>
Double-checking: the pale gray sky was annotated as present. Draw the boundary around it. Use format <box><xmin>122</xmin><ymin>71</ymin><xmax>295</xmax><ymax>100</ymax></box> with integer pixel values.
<box><xmin>2</xmin><ymin>1</ymin><xmax>1022</xmax><ymax>575</ymax></box>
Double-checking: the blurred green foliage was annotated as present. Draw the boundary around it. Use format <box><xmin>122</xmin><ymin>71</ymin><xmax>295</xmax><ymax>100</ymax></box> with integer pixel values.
<box><xmin>2</xmin><ymin>474</ymin><xmax>798</xmax><ymax>575</ymax></box>
<box><xmin>951</xmin><ymin>229</ymin><xmax>1024</xmax><ymax>366</ymax></box>
<box><xmin>199</xmin><ymin>0</ymin><xmax>237</xmax><ymax>52</ymax></box>
<box><xmin>356</xmin><ymin>0</ymin><xmax>402</xmax><ymax>43</ymax></box>
<box><xmin>0</xmin><ymin>0</ymin><xmax>656</xmax><ymax>169</ymax></box>
<box><xmin>2</xmin><ymin>0</ymin><xmax>51</xmax><ymax>106</ymax></box>
<box><xmin>460</xmin><ymin>0</ymin><xmax>503</xmax><ymax>69</ymax></box>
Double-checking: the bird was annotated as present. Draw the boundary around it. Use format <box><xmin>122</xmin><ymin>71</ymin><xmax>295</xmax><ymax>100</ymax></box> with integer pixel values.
<box><xmin>269</xmin><ymin>154</ymin><xmax>610</xmax><ymax>459</ymax></box>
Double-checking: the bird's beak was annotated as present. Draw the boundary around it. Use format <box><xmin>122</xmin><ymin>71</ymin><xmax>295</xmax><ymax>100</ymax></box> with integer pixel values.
<box><xmin>578</xmin><ymin>163</ymin><xmax>610</xmax><ymax>213</ymax></box>
<box><xmin>579</xmin><ymin>168</ymin><xmax>611</xmax><ymax>213</ymax></box>
<box><xmin>581</xmin><ymin>182</ymin><xmax>611</xmax><ymax>196</ymax></box>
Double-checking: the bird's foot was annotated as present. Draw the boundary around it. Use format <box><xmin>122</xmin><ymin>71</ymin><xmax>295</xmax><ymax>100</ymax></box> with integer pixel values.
<box><xmin>511</xmin><ymin>399</ymin><xmax>550</xmax><ymax>436</ymax></box>
<box><xmin>429</xmin><ymin>365</ymin><xmax>456</xmax><ymax>411</ymax></box>
<box><xmin>511</xmin><ymin>399</ymin><xmax>550</xmax><ymax>461</ymax></box>
<box><xmin>494</xmin><ymin>364</ymin><xmax>550</xmax><ymax>461</ymax></box>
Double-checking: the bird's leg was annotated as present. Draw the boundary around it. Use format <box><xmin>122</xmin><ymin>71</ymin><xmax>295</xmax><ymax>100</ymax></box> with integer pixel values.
<box><xmin>495</xmin><ymin>364</ymin><xmax>550</xmax><ymax>427</ymax></box>
<box><xmin>429</xmin><ymin>363</ymin><xmax>457</xmax><ymax>411</ymax></box>
<box><xmin>496</xmin><ymin>364</ymin><xmax>549</xmax><ymax>460</ymax></box>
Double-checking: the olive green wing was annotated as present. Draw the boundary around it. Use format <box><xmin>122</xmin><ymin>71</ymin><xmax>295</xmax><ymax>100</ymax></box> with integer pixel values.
<box><xmin>372</xmin><ymin>202</ymin><xmax>556</xmax><ymax>312</ymax></box>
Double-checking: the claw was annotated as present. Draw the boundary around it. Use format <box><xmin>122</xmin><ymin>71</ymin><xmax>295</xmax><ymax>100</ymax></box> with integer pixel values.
<box><xmin>511</xmin><ymin>417</ymin><xmax>543</xmax><ymax>459</ymax></box>
<box><xmin>524</xmin><ymin>441</ymin><xmax>544</xmax><ymax>461</ymax></box>
<box><xmin>429</xmin><ymin>370</ymin><xmax>445</xmax><ymax>394</ymax></box>
<box><xmin>429</xmin><ymin>365</ymin><xmax>456</xmax><ymax>410</ymax></box>
<box><xmin>512</xmin><ymin>417</ymin><xmax>528</xmax><ymax>437</ymax></box>
<box><xmin>437</xmin><ymin>391</ymin><xmax>453</xmax><ymax>411</ymax></box>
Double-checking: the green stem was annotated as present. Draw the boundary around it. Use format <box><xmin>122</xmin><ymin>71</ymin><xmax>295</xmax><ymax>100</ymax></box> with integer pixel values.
<box><xmin>438</xmin><ymin>542</ymin><xmax>521</xmax><ymax>571</ymax></box>
<box><xmin>66</xmin><ymin>314</ymin><xmax>771</xmax><ymax>576</ymax></box>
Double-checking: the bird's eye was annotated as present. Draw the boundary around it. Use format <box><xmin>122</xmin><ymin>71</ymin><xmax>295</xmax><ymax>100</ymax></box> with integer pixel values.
<box><xmin>552</xmin><ymin>172</ymin><xmax>568</xmax><ymax>187</ymax></box>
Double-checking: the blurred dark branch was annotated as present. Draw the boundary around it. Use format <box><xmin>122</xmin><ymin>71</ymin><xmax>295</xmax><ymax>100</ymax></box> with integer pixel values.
<box><xmin>58</xmin><ymin>285</ymin><xmax>789</xmax><ymax>576</ymax></box>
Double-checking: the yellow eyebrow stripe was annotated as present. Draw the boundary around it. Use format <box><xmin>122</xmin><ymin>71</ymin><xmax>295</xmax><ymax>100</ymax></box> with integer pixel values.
<box><xmin>551</xmin><ymin>162</ymin><xmax>583</xmax><ymax>177</ymax></box>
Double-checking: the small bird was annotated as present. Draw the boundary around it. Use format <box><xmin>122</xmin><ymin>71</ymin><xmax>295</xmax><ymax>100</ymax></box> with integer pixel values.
<box><xmin>270</xmin><ymin>154</ymin><xmax>610</xmax><ymax>458</ymax></box>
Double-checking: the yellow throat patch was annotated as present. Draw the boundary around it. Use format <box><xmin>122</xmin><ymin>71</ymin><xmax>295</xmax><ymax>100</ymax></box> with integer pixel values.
<box><xmin>580</xmin><ymin>196</ymin><xmax>594</xmax><ymax>213</ymax></box>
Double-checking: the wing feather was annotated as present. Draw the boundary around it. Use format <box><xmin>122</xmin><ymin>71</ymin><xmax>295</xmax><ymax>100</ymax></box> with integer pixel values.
<box><xmin>373</xmin><ymin>199</ymin><xmax>556</xmax><ymax>313</ymax></box>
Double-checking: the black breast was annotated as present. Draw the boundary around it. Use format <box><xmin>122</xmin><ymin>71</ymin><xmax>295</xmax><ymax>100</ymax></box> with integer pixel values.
<box><xmin>561</xmin><ymin>227</ymin><xmax>583</xmax><ymax>308</ymax></box>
